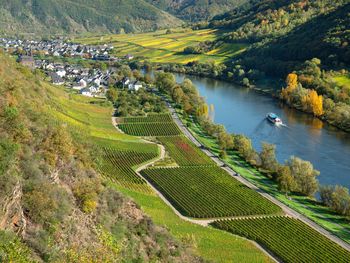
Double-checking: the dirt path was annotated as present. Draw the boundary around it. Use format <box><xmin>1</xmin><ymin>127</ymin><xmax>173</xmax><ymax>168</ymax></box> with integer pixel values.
<box><xmin>167</xmin><ymin>106</ymin><xmax>350</xmax><ymax>252</ymax></box>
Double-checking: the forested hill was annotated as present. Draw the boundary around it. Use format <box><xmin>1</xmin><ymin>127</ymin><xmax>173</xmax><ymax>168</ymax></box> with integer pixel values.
<box><xmin>0</xmin><ymin>52</ymin><xmax>201</xmax><ymax>261</ymax></box>
<box><xmin>208</xmin><ymin>0</ymin><xmax>350</xmax><ymax>75</ymax></box>
<box><xmin>0</xmin><ymin>0</ymin><xmax>248</xmax><ymax>36</ymax></box>
<box><xmin>0</xmin><ymin>0</ymin><xmax>182</xmax><ymax>36</ymax></box>
<box><xmin>146</xmin><ymin>0</ymin><xmax>249</xmax><ymax>22</ymax></box>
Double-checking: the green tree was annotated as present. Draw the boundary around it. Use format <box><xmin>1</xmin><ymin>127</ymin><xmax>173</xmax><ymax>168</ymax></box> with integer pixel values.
<box><xmin>217</xmin><ymin>131</ymin><xmax>234</xmax><ymax>150</ymax></box>
<box><xmin>277</xmin><ymin>165</ymin><xmax>295</xmax><ymax>195</ymax></box>
<box><xmin>331</xmin><ymin>185</ymin><xmax>350</xmax><ymax>216</ymax></box>
<box><xmin>287</xmin><ymin>156</ymin><xmax>319</xmax><ymax>196</ymax></box>
<box><xmin>260</xmin><ymin>142</ymin><xmax>278</xmax><ymax>172</ymax></box>
<box><xmin>234</xmin><ymin>135</ymin><xmax>253</xmax><ymax>160</ymax></box>
<box><xmin>172</xmin><ymin>86</ymin><xmax>184</xmax><ymax>104</ymax></box>
<box><xmin>319</xmin><ymin>185</ymin><xmax>334</xmax><ymax>207</ymax></box>
<box><xmin>106</xmin><ymin>88</ymin><xmax>118</xmax><ymax>103</ymax></box>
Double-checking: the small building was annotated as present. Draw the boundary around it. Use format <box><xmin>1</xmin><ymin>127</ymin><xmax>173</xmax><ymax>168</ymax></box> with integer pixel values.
<box><xmin>72</xmin><ymin>79</ymin><xmax>87</xmax><ymax>90</ymax></box>
<box><xmin>56</xmin><ymin>69</ymin><xmax>66</xmax><ymax>78</ymax></box>
<box><xmin>128</xmin><ymin>81</ymin><xmax>142</xmax><ymax>91</ymax></box>
<box><xmin>51</xmin><ymin>73</ymin><xmax>64</xmax><ymax>85</ymax></box>
<box><xmin>120</xmin><ymin>77</ymin><xmax>130</xmax><ymax>87</ymax></box>
<box><xmin>125</xmin><ymin>54</ymin><xmax>134</xmax><ymax>60</ymax></box>
<box><xmin>80</xmin><ymin>88</ymin><xmax>93</xmax><ymax>97</ymax></box>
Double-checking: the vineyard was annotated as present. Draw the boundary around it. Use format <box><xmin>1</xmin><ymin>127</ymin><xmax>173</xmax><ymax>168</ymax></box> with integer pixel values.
<box><xmin>212</xmin><ymin>216</ymin><xmax>350</xmax><ymax>263</ymax></box>
<box><xmin>95</xmin><ymin>138</ymin><xmax>159</xmax><ymax>193</ymax></box>
<box><xmin>119</xmin><ymin>122</ymin><xmax>181</xmax><ymax>136</ymax></box>
<box><xmin>121</xmin><ymin>114</ymin><xmax>173</xmax><ymax>123</ymax></box>
<box><xmin>118</xmin><ymin>114</ymin><xmax>181</xmax><ymax>136</ymax></box>
<box><xmin>157</xmin><ymin>136</ymin><xmax>213</xmax><ymax>166</ymax></box>
<box><xmin>141</xmin><ymin>166</ymin><xmax>281</xmax><ymax>218</ymax></box>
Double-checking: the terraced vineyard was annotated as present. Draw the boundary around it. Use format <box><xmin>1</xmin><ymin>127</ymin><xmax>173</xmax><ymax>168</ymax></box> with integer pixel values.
<box><xmin>118</xmin><ymin>114</ymin><xmax>181</xmax><ymax>136</ymax></box>
<box><xmin>157</xmin><ymin>136</ymin><xmax>213</xmax><ymax>166</ymax></box>
<box><xmin>121</xmin><ymin>114</ymin><xmax>173</xmax><ymax>123</ymax></box>
<box><xmin>141</xmin><ymin>166</ymin><xmax>281</xmax><ymax>218</ymax></box>
<box><xmin>212</xmin><ymin>217</ymin><xmax>350</xmax><ymax>263</ymax></box>
<box><xmin>95</xmin><ymin>138</ymin><xmax>159</xmax><ymax>193</ymax></box>
<box><xmin>119</xmin><ymin>122</ymin><xmax>181</xmax><ymax>136</ymax></box>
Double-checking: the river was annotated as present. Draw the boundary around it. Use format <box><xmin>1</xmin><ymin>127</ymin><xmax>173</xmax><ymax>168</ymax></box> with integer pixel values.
<box><xmin>174</xmin><ymin>73</ymin><xmax>350</xmax><ymax>189</ymax></box>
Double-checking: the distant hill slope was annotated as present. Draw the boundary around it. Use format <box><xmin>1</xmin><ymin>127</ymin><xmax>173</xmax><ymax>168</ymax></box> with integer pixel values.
<box><xmin>208</xmin><ymin>0</ymin><xmax>350</xmax><ymax>75</ymax></box>
<box><xmin>241</xmin><ymin>2</ymin><xmax>350</xmax><ymax>76</ymax></box>
<box><xmin>0</xmin><ymin>0</ymin><xmax>182</xmax><ymax>36</ymax></box>
<box><xmin>146</xmin><ymin>0</ymin><xmax>249</xmax><ymax>21</ymax></box>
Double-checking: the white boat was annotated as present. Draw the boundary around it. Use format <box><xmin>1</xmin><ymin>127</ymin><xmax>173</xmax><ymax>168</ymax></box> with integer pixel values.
<box><xmin>267</xmin><ymin>113</ymin><xmax>282</xmax><ymax>124</ymax></box>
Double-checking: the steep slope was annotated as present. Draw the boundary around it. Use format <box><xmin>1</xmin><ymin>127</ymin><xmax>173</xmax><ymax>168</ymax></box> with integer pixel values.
<box><xmin>0</xmin><ymin>52</ymin><xmax>201</xmax><ymax>262</ymax></box>
<box><xmin>0</xmin><ymin>0</ymin><xmax>182</xmax><ymax>36</ymax></box>
<box><xmin>241</xmin><ymin>3</ymin><xmax>350</xmax><ymax>76</ymax></box>
<box><xmin>147</xmin><ymin>0</ymin><xmax>249</xmax><ymax>21</ymax></box>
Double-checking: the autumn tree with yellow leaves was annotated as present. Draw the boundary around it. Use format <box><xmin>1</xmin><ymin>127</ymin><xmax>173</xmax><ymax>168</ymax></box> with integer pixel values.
<box><xmin>302</xmin><ymin>89</ymin><xmax>324</xmax><ymax>116</ymax></box>
<box><xmin>281</xmin><ymin>73</ymin><xmax>324</xmax><ymax>117</ymax></box>
<box><xmin>281</xmin><ymin>73</ymin><xmax>298</xmax><ymax>104</ymax></box>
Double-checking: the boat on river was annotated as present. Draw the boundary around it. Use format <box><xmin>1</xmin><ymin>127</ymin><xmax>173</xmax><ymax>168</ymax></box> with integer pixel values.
<box><xmin>266</xmin><ymin>113</ymin><xmax>282</xmax><ymax>124</ymax></box>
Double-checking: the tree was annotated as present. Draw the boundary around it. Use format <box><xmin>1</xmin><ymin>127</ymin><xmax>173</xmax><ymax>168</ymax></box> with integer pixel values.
<box><xmin>234</xmin><ymin>134</ymin><xmax>253</xmax><ymax>160</ymax></box>
<box><xmin>260</xmin><ymin>142</ymin><xmax>278</xmax><ymax>172</ymax></box>
<box><xmin>242</xmin><ymin>77</ymin><xmax>250</xmax><ymax>87</ymax></box>
<box><xmin>331</xmin><ymin>185</ymin><xmax>350</xmax><ymax>216</ymax></box>
<box><xmin>155</xmin><ymin>72</ymin><xmax>176</xmax><ymax>93</ymax></box>
<box><xmin>196</xmin><ymin>103</ymin><xmax>209</xmax><ymax>119</ymax></box>
<box><xmin>277</xmin><ymin>165</ymin><xmax>295</xmax><ymax>195</ymax></box>
<box><xmin>281</xmin><ymin>73</ymin><xmax>298</xmax><ymax>102</ymax></box>
<box><xmin>287</xmin><ymin>156</ymin><xmax>319</xmax><ymax>196</ymax></box>
<box><xmin>172</xmin><ymin>86</ymin><xmax>184</xmax><ymax>104</ymax></box>
<box><xmin>319</xmin><ymin>185</ymin><xmax>334</xmax><ymax>207</ymax></box>
<box><xmin>106</xmin><ymin>88</ymin><xmax>118</xmax><ymax>103</ymax></box>
<box><xmin>218</xmin><ymin>131</ymin><xmax>234</xmax><ymax>150</ymax></box>
<box><xmin>302</xmin><ymin>89</ymin><xmax>323</xmax><ymax>116</ymax></box>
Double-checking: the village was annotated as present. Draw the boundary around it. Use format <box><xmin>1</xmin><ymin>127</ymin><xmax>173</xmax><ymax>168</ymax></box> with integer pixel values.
<box><xmin>0</xmin><ymin>37</ymin><xmax>141</xmax><ymax>97</ymax></box>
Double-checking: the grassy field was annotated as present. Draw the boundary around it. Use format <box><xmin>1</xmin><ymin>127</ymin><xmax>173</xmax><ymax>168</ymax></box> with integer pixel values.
<box><xmin>46</xmin><ymin>84</ymin><xmax>273</xmax><ymax>262</ymax></box>
<box><xmin>332</xmin><ymin>74</ymin><xmax>350</xmax><ymax>87</ymax></box>
<box><xmin>75</xmin><ymin>28</ymin><xmax>248</xmax><ymax>64</ymax></box>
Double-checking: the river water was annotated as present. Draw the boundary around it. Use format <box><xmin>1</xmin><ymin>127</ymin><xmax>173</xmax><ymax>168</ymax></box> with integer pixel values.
<box><xmin>174</xmin><ymin>74</ymin><xmax>350</xmax><ymax>189</ymax></box>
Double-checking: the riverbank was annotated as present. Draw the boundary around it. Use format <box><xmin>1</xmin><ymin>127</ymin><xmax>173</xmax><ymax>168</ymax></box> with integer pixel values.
<box><xmin>171</xmin><ymin>106</ymin><xmax>350</xmax><ymax>244</ymax></box>
<box><xmin>157</xmin><ymin>64</ymin><xmax>350</xmax><ymax>133</ymax></box>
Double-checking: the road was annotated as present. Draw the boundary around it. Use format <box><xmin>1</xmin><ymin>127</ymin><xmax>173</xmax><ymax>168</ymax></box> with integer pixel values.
<box><xmin>167</xmin><ymin>103</ymin><xmax>350</xmax><ymax>252</ymax></box>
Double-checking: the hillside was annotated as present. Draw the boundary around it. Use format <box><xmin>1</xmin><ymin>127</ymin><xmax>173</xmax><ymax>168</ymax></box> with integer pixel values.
<box><xmin>146</xmin><ymin>0</ymin><xmax>249</xmax><ymax>21</ymax></box>
<box><xmin>0</xmin><ymin>0</ymin><xmax>182</xmax><ymax>36</ymax></box>
<box><xmin>0</xmin><ymin>0</ymin><xmax>253</xmax><ymax>36</ymax></box>
<box><xmin>0</xmin><ymin>52</ymin><xmax>204</xmax><ymax>262</ymax></box>
<box><xmin>209</xmin><ymin>0</ymin><xmax>349</xmax><ymax>73</ymax></box>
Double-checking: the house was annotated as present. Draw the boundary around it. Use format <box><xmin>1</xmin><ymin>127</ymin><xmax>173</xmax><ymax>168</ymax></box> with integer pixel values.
<box><xmin>17</xmin><ymin>55</ymin><xmax>35</xmax><ymax>69</ymax></box>
<box><xmin>45</xmin><ymin>63</ymin><xmax>55</xmax><ymax>71</ymax></box>
<box><xmin>128</xmin><ymin>81</ymin><xmax>142</xmax><ymax>91</ymax></box>
<box><xmin>51</xmin><ymin>73</ymin><xmax>64</xmax><ymax>85</ymax></box>
<box><xmin>121</xmin><ymin>77</ymin><xmax>130</xmax><ymax>88</ymax></box>
<box><xmin>125</xmin><ymin>54</ymin><xmax>134</xmax><ymax>60</ymax></box>
<box><xmin>72</xmin><ymin>79</ymin><xmax>87</xmax><ymax>90</ymax></box>
<box><xmin>80</xmin><ymin>88</ymin><xmax>93</xmax><ymax>97</ymax></box>
<box><xmin>56</xmin><ymin>69</ymin><xmax>66</xmax><ymax>78</ymax></box>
